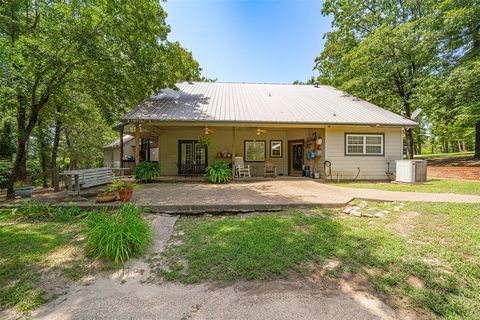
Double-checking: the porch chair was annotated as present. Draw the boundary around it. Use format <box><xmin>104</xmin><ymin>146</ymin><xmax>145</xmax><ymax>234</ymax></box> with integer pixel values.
<box><xmin>234</xmin><ymin>157</ymin><xmax>251</xmax><ymax>178</ymax></box>
<box><xmin>264</xmin><ymin>159</ymin><xmax>277</xmax><ymax>178</ymax></box>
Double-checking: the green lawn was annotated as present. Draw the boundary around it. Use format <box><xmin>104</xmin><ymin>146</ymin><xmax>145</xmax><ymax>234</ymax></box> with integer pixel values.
<box><xmin>414</xmin><ymin>151</ymin><xmax>474</xmax><ymax>159</ymax></box>
<box><xmin>160</xmin><ymin>202</ymin><xmax>480</xmax><ymax>319</ymax></box>
<box><xmin>0</xmin><ymin>207</ymin><xmax>86</xmax><ymax>314</ymax></box>
<box><xmin>336</xmin><ymin>178</ymin><xmax>480</xmax><ymax>195</ymax></box>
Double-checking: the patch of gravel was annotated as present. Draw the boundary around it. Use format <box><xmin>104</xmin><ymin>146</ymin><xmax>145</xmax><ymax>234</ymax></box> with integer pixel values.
<box><xmin>341</xmin><ymin>201</ymin><xmax>405</xmax><ymax>218</ymax></box>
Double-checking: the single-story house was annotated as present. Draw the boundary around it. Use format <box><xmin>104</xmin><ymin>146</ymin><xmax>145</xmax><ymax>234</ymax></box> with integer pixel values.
<box><xmin>105</xmin><ymin>82</ymin><xmax>417</xmax><ymax>180</ymax></box>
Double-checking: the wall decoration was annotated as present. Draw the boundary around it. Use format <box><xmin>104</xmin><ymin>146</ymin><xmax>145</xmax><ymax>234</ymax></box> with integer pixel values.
<box><xmin>270</xmin><ymin>140</ymin><xmax>282</xmax><ymax>158</ymax></box>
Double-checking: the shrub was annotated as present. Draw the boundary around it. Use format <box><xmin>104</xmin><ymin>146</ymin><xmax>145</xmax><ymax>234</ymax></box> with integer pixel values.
<box><xmin>133</xmin><ymin>162</ymin><xmax>161</xmax><ymax>183</ymax></box>
<box><xmin>85</xmin><ymin>203</ymin><xmax>151</xmax><ymax>265</ymax></box>
<box><xmin>3</xmin><ymin>203</ymin><xmax>83</xmax><ymax>222</ymax></box>
<box><xmin>205</xmin><ymin>161</ymin><xmax>232</xmax><ymax>183</ymax></box>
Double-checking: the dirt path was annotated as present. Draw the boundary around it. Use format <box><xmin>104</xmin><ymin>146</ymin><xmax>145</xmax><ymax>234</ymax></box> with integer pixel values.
<box><xmin>32</xmin><ymin>214</ymin><xmax>399</xmax><ymax>320</ymax></box>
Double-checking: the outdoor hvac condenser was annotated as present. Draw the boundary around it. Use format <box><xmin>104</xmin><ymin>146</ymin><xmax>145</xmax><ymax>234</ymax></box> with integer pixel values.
<box><xmin>395</xmin><ymin>160</ymin><xmax>427</xmax><ymax>183</ymax></box>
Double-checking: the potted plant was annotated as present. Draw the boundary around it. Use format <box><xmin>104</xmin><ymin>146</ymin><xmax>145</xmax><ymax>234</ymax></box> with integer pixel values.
<box><xmin>14</xmin><ymin>181</ymin><xmax>34</xmax><ymax>199</ymax></box>
<box><xmin>107</xmin><ymin>179</ymin><xmax>139</xmax><ymax>202</ymax></box>
<box><xmin>205</xmin><ymin>161</ymin><xmax>232</xmax><ymax>183</ymax></box>
<box><xmin>198</xmin><ymin>135</ymin><xmax>210</xmax><ymax>148</ymax></box>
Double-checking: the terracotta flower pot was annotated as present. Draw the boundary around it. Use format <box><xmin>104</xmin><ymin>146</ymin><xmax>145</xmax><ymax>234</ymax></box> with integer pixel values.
<box><xmin>119</xmin><ymin>189</ymin><xmax>133</xmax><ymax>202</ymax></box>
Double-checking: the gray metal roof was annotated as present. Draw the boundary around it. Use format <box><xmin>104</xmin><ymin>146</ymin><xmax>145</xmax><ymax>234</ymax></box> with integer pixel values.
<box><xmin>122</xmin><ymin>82</ymin><xmax>417</xmax><ymax>127</ymax></box>
<box><xmin>103</xmin><ymin>135</ymin><xmax>134</xmax><ymax>149</ymax></box>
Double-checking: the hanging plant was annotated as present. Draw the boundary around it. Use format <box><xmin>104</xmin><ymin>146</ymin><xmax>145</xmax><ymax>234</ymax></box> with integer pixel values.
<box><xmin>198</xmin><ymin>135</ymin><xmax>210</xmax><ymax>148</ymax></box>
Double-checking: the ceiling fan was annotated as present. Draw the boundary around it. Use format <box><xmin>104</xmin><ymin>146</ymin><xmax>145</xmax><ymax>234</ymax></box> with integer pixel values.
<box><xmin>256</xmin><ymin>128</ymin><xmax>267</xmax><ymax>135</ymax></box>
<box><xmin>203</xmin><ymin>127</ymin><xmax>215</xmax><ymax>135</ymax></box>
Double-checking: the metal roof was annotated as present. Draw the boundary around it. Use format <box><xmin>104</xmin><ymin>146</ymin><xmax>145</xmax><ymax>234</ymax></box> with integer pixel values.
<box><xmin>103</xmin><ymin>135</ymin><xmax>134</xmax><ymax>149</ymax></box>
<box><xmin>122</xmin><ymin>82</ymin><xmax>417</xmax><ymax>127</ymax></box>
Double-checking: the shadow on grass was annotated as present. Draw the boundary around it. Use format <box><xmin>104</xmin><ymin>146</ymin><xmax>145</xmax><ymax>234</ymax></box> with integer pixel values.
<box><xmin>0</xmin><ymin>222</ymin><xmax>79</xmax><ymax>313</ymax></box>
<box><xmin>159</xmin><ymin>211</ymin><xmax>478</xmax><ymax>318</ymax></box>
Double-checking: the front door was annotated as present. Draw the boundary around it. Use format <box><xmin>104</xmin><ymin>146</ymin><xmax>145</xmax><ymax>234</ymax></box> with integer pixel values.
<box><xmin>288</xmin><ymin>140</ymin><xmax>303</xmax><ymax>176</ymax></box>
<box><xmin>178</xmin><ymin>140</ymin><xmax>208</xmax><ymax>175</ymax></box>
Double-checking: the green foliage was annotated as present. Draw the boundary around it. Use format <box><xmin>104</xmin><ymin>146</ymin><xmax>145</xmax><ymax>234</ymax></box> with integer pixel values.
<box><xmin>198</xmin><ymin>135</ymin><xmax>210</xmax><ymax>147</ymax></box>
<box><xmin>205</xmin><ymin>161</ymin><xmax>232</xmax><ymax>183</ymax></box>
<box><xmin>0</xmin><ymin>0</ymin><xmax>201</xmax><ymax>194</ymax></box>
<box><xmin>315</xmin><ymin>0</ymin><xmax>480</xmax><ymax>155</ymax></box>
<box><xmin>0</xmin><ymin>118</ymin><xmax>15</xmax><ymax>160</ymax></box>
<box><xmin>3</xmin><ymin>203</ymin><xmax>84</xmax><ymax>223</ymax></box>
<box><xmin>0</xmin><ymin>160</ymin><xmax>13</xmax><ymax>189</ymax></box>
<box><xmin>85</xmin><ymin>204</ymin><xmax>151</xmax><ymax>265</ymax></box>
<box><xmin>13</xmin><ymin>181</ymin><xmax>31</xmax><ymax>189</ymax></box>
<box><xmin>133</xmin><ymin>162</ymin><xmax>161</xmax><ymax>183</ymax></box>
<box><xmin>107</xmin><ymin>179</ymin><xmax>139</xmax><ymax>193</ymax></box>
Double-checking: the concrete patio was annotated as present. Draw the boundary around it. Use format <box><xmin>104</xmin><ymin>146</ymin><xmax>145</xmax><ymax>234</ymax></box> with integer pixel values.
<box><xmin>3</xmin><ymin>179</ymin><xmax>480</xmax><ymax>213</ymax></box>
<box><xmin>132</xmin><ymin>180</ymin><xmax>480</xmax><ymax>213</ymax></box>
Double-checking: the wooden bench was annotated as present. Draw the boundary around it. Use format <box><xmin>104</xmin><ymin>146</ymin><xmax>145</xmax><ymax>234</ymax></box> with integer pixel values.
<box><xmin>61</xmin><ymin>168</ymin><xmax>115</xmax><ymax>195</ymax></box>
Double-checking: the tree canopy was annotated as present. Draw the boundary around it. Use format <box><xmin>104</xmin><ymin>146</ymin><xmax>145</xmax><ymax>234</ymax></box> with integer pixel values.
<box><xmin>315</xmin><ymin>0</ymin><xmax>480</xmax><ymax>158</ymax></box>
<box><xmin>0</xmin><ymin>0</ymin><xmax>201</xmax><ymax>197</ymax></box>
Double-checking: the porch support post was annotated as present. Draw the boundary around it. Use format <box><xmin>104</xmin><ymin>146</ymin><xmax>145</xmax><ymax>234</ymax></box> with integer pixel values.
<box><xmin>232</xmin><ymin>127</ymin><xmax>236</xmax><ymax>157</ymax></box>
<box><xmin>135</xmin><ymin>124</ymin><xmax>140</xmax><ymax>165</ymax></box>
<box><xmin>119</xmin><ymin>127</ymin><xmax>124</xmax><ymax>168</ymax></box>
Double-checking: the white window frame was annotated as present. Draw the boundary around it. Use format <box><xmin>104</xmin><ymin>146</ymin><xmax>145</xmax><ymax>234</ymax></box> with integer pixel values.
<box><xmin>345</xmin><ymin>133</ymin><xmax>384</xmax><ymax>156</ymax></box>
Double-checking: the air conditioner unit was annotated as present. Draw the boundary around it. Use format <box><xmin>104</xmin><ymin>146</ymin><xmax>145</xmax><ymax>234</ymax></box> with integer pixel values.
<box><xmin>396</xmin><ymin>160</ymin><xmax>427</xmax><ymax>183</ymax></box>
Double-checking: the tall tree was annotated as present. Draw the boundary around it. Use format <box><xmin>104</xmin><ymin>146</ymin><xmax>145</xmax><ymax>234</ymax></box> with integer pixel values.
<box><xmin>315</xmin><ymin>0</ymin><xmax>438</xmax><ymax>158</ymax></box>
<box><xmin>0</xmin><ymin>0</ymin><xmax>200</xmax><ymax>198</ymax></box>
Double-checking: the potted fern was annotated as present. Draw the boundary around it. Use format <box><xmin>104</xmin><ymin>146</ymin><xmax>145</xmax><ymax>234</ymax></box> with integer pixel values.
<box><xmin>205</xmin><ymin>161</ymin><xmax>232</xmax><ymax>183</ymax></box>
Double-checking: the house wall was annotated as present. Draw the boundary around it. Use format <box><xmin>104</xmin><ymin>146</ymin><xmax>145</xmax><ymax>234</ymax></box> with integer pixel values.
<box><xmin>156</xmin><ymin>126</ymin><xmax>326</xmax><ymax>176</ymax></box>
<box><xmin>324</xmin><ymin>126</ymin><xmax>403</xmax><ymax>180</ymax></box>
<box><xmin>108</xmin><ymin>125</ymin><xmax>402</xmax><ymax>180</ymax></box>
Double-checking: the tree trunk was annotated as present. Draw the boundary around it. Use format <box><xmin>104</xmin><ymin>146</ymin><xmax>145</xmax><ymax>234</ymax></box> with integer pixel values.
<box><xmin>6</xmin><ymin>137</ymin><xmax>28</xmax><ymax>199</ymax></box>
<box><xmin>475</xmin><ymin>120</ymin><xmax>480</xmax><ymax>159</ymax></box>
<box><xmin>37</xmin><ymin>118</ymin><xmax>49</xmax><ymax>188</ymax></box>
<box><xmin>405</xmin><ymin>128</ymin><xmax>414</xmax><ymax>159</ymax></box>
<box><xmin>51</xmin><ymin>105</ymin><xmax>62</xmax><ymax>186</ymax></box>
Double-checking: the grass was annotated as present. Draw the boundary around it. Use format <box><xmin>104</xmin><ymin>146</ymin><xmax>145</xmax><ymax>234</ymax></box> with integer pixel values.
<box><xmin>0</xmin><ymin>203</ymin><xmax>151</xmax><ymax>315</ymax></box>
<box><xmin>414</xmin><ymin>151</ymin><xmax>474</xmax><ymax>159</ymax></box>
<box><xmin>336</xmin><ymin>178</ymin><xmax>480</xmax><ymax>195</ymax></box>
<box><xmin>85</xmin><ymin>203</ymin><xmax>152</xmax><ymax>266</ymax></box>
<box><xmin>161</xmin><ymin>203</ymin><xmax>480</xmax><ymax>319</ymax></box>
<box><xmin>0</xmin><ymin>207</ymin><xmax>85</xmax><ymax>313</ymax></box>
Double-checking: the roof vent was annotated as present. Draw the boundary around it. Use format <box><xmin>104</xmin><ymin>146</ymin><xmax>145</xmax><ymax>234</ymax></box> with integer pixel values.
<box><xmin>313</xmin><ymin>81</ymin><xmax>319</xmax><ymax>88</ymax></box>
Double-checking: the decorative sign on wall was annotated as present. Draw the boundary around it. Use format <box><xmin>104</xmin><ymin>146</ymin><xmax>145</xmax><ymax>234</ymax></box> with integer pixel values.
<box><xmin>270</xmin><ymin>140</ymin><xmax>282</xmax><ymax>158</ymax></box>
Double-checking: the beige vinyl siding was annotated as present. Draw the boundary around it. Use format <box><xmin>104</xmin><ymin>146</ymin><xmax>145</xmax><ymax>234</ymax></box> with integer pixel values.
<box><xmin>324</xmin><ymin>126</ymin><xmax>402</xmax><ymax>180</ymax></box>
<box><xmin>157</xmin><ymin>126</ymin><xmax>326</xmax><ymax>176</ymax></box>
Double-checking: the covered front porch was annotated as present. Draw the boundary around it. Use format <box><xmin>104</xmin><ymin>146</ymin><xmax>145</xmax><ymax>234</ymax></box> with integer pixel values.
<box><xmin>113</xmin><ymin>122</ymin><xmax>326</xmax><ymax>178</ymax></box>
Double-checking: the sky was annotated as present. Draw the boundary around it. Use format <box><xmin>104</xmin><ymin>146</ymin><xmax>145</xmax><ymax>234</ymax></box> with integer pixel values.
<box><xmin>164</xmin><ymin>0</ymin><xmax>332</xmax><ymax>84</ymax></box>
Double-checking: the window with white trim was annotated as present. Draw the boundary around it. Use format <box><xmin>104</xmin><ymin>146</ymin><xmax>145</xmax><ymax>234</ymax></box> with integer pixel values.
<box><xmin>346</xmin><ymin>134</ymin><xmax>384</xmax><ymax>155</ymax></box>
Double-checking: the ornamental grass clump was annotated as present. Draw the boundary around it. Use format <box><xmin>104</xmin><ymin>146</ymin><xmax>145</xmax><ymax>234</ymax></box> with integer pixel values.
<box><xmin>85</xmin><ymin>203</ymin><xmax>151</xmax><ymax>266</ymax></box>
<box><xmin>205</xmin><ymin>161</ymin><xmax>232</xmax><ymax>183</ymax></box>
